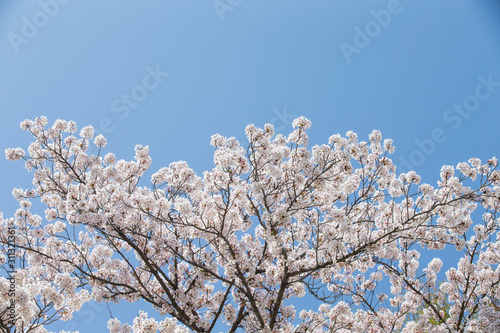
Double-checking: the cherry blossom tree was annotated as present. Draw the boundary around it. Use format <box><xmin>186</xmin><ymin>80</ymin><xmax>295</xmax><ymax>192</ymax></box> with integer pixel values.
<box><xmin>1</xmin><ymin>116</ymin><xmax>499</xmax><ymax>332</ymax></box>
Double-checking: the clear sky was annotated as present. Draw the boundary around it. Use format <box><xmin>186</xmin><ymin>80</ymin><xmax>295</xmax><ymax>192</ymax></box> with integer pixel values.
<box><xmin>1</xmin><ymin>0</ymin><xmax>499</xmax><ymax>331</ymax></box>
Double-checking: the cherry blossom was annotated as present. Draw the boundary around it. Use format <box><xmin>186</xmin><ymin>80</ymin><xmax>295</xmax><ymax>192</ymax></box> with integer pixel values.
<box><xmin>1</xmin><ymin>116</ymin><xmax>499</xmax><ymax>332</ymax></box>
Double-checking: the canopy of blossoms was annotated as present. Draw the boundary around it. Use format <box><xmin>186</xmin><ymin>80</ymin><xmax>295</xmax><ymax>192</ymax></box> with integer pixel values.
<box><xmin>1</xmin><ymin>116</ymin><xmax>499</xmax><ymax>332</ymax></box>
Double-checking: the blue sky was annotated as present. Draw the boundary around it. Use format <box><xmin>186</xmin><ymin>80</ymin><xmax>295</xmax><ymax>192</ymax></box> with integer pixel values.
<box><xmin>1</xmin><ymin>0</ymin><xmax>499</xmax><ymax>331</ymax></box>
